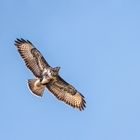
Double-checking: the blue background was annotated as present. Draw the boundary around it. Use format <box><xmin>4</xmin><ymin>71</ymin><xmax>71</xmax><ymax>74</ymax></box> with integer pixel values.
<box><xmin>0</xmin><ymin>0</ymin><xmax>140</xmax><ymax>140</ymax></box>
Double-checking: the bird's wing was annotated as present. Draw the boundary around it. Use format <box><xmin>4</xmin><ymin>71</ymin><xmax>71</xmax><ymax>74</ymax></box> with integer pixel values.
<box><xmin>15</xmin><ymin>38</ymin><xmax>50</xmax><ymax>77</ymax></box>
<box><xmin>46</xmin><ymin>76</ymin><xmax>86</xmax><ymax>111</ymax></box>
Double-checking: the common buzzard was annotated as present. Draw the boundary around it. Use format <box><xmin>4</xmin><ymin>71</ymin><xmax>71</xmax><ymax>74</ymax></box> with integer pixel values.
<box><xmin>15</xmin><ymin>38</ymin><xmax>86</xmax><ymax>110</ymax></box>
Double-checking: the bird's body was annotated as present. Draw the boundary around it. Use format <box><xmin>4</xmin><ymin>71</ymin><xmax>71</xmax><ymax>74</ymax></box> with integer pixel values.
<box><xmin>15</xmin><ymin>38</ymin><xmax>86</xmax><ymax>110</ymax></box>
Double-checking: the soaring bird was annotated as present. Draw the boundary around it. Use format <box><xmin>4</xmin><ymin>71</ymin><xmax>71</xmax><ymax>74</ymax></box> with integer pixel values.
<box><xmin>15</xmin><ymin>38</ymin><xmax>86</xmax><ymax>110</ymax></box>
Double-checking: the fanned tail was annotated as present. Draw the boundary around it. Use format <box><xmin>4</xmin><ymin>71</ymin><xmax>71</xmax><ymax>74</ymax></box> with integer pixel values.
<box><xmin>27</xmin><ymin>79</ymin><xmax>45</xmax><ymax>97</ymax></box>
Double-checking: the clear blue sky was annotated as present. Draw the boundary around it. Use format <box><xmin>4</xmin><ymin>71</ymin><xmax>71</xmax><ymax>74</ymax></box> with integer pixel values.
<box><xmin>0</xmin><ymin>0</ymin><xmax>140</xmax><ymax>140</ymax></box>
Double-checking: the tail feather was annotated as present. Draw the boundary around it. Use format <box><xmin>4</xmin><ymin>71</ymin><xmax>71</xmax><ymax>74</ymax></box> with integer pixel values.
<box><xmin>27</xmin><ymin>79</ymin><xmax>45</xmax><ymax>97</ymax></box>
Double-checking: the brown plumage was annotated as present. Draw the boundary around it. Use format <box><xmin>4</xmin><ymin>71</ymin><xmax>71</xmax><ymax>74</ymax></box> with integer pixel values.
<box><xmin>15</xmin><ymin>38</ymin><xmax>86</xmax><ymax>110</ymax></box>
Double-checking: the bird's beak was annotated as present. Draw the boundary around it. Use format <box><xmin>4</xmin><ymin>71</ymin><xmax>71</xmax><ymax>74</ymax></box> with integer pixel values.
<box><xmin>54</xmin><ymin>67</ymin><xmax>60</xmax><ymax>72</ymax></box>
<box><xmin>56</xmin><ymin>67</ymin><xmax>60</xmax><ymax>72</ymax></box>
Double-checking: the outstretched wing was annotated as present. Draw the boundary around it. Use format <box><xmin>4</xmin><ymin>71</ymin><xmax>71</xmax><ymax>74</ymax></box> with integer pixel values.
<box><xmin>46</xmin><ymin>76</ymin><xmax>86</xmax><ymax>111</ymax></box>
<box><xmin>15</xmin><ymin>38</ymin><xmax>50</xmax><ymax>77</ymax></box>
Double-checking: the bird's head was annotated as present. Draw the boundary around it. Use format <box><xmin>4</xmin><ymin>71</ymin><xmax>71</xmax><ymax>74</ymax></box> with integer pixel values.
<box><xmin>41</xmin><ymin>67</ymin><xmax>60</xmax><ymax>84</ymax></box>
<box><xmin>50</xmin><ymin>67</ymin><xmax>60</xmax><ymax>77</ymax></box>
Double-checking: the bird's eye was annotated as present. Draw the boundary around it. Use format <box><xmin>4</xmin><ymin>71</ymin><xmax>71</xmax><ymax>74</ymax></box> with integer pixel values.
<box><xmin>53</xmin><ymin>72</ymin><xmax>57</xmax><ymax>76</ymax></box>
<box><xmin>51</xmin><ymin>71</ymin><xmax>55</xmax><ymax>76</ymax></box>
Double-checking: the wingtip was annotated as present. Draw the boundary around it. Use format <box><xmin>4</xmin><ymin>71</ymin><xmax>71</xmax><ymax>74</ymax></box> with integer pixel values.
<box><xmin>78</xmin><ymin>93</ymin><xmax>86</xmax><ymax>111</ymax></box>
<box><xmin>79</xmin><ymin>104</ymin><xmax>86</xmax><ymax>111</ymax></box>
<box><xmin>14</xmin><ymin>38</ymin><xmax>23</xmax><ymax>46</ymax></box>
<box><xmin>14</xmin><ymin>38</ymin><xmax>32</xmax><ymax>46</ymax></box>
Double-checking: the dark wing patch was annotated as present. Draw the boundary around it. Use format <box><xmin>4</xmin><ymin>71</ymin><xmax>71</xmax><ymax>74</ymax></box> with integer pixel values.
<box><xmin>46</xmin><ymin>76</ymin><xmax>86</xmax><ymax>111</ymax></box>
<box><xmin>15</xmin><ymin>38</ymin><xmax>50</xmax><ymax>77</ymax></box>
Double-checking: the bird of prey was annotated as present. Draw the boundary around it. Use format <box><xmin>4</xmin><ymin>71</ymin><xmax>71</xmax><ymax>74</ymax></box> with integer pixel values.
<box><xmin>15</xmin><ymin>38</ymin><xmax>86</xmax><ymax>110</ymax></box>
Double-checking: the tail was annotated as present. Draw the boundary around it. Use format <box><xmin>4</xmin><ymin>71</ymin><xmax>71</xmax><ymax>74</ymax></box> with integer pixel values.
<box><xmin>27</xmin><ymin>79</ymin><xmax>45</xmax><ymax>97</ymax></box>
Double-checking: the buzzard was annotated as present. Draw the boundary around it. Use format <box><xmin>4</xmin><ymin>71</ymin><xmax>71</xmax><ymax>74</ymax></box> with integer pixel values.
<box><xmin>15</xmin><ymin>38</ymin><xmax>86</xmax><ymax>110</ymax></box>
